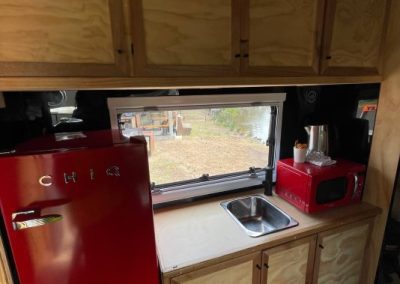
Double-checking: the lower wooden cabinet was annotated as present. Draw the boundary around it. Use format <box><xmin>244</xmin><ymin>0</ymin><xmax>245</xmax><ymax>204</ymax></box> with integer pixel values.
<box><xmin>169</xmin><ymin>237</ymin><xmax>317</xmax><ymax>284</ymax></box>
<box><xmin>0</xmin><ymin>234</ymin><xmax>12</xmax><ymax>284</ymax></box>
<box><xmin>262</xmin><ymin>236</ymin><xmax>316</xmax><ymax>284</ymax></box>
<box><xmin>165</xmin><ymin>218</ymin><xmax>373</xmax><ymax>284</ymax></box>
<box><xmin>170</xmin><ymin>252</ymin><xmax>261</xmax><ymax>284</ymax></box>
<box><xmin>313</xmin><ymin>219</ymin><xmax>372</xmax><ymax>283</ymax></box>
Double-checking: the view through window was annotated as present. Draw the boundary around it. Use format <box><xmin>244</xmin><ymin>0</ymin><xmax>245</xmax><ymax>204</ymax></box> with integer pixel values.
<box><xmin>118</xmin><ymin>106</ymin><xmax>271</xmax><ymax>186</ymax></box>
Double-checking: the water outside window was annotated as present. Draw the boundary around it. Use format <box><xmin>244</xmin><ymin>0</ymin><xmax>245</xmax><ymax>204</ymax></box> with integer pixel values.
<box><xmin>118</xmin><ymin>106</ymin><xmax>271</xmax><ymax>186</ymax></box>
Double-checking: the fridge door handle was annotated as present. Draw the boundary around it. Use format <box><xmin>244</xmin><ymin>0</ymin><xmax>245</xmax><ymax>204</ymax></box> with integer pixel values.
<box><xmin>352</xmin><ymin>174</ymin><xmax>359</xmax><ymax>198</ymax></box>
<box><xmin>12</xmin><ymin>210</ymin><xmax>62</xmax><ymax>231</ymax></box>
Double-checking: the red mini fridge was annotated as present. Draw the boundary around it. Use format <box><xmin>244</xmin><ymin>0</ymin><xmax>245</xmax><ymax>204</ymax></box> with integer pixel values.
<box><xmin>0</xmin><ymin>130</ymin><xmax>159</xmax><ymax>284</ymax></box>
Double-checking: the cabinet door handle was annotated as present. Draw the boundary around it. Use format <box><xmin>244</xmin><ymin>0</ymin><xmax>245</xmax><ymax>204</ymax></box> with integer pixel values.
<box><xmin>264</xmin><ymin>263</ymin><xmax>269</xmax><ymax>269</ymax></box>
<box><xmin>256</xmin><ymin>264</ymin><xmax>261</xmax><ymax>270</ymax></box>
<box><xmin>353</xmin><ymin>174</ymin><xmax>359</xmax><ymax>198</ymax></box>
<box><xmin>319</xmin><ymin>244</ymin><xmax>324</xmax><ymax>249</ymax></box>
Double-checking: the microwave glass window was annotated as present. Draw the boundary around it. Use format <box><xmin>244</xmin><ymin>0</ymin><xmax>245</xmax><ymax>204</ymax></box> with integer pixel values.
<box><xmin>316</xmin><ymin>177</ymin><xmax>348</xmax><ymax>204</ymax></box>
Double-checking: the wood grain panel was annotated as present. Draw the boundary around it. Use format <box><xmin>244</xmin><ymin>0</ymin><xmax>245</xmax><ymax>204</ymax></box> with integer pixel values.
<box><xmin>262</xmin><ymin>236</ymin><xmax>316</xmax><ymax>284</ymax></box>
<box><xmin>141</xmin><ymin>0</ymin><xmax>231</xmax><ymax>66</ymax></box>
<box><xmin>0</xmin><ymin>0</ymin><xmax>129</xmax><ymax>76</ymax></box>
<box><xmin>240</xmin><ymin>0</ymin><xmax>325</xmax><ymax>76</ymax></box>
<box><xmin>131</xmin><ymin>0</ymin><xmax>240</xmax><ymax>76</ymax></box>
<box><xmin>247</xmin><ymin>0</ymin><xmax>321</xmax><ymax>70</ymax></box>
<box><xmin>0</xmin><ymin>234</ymin><xmax>13</xmax><ymax>284</ymax></box>
<box><xmin>363</xmin><ymin>0</ymin><xmax>400</xmax><ymax>282</ymax></box>
<box><xmin>321</xmin><ymin>0</ymin><xmax>387</xmax><ymax>74</ymax></box>
<box><xmin>0</xmin><ymin>75</ymin><xmax>382</xmax><ymax>91</ymax></box>
<box><xmin>314</xmin><ymin>221</ymin><xmax>370</xmax><ymax>284</ymax></box>
<box><xmin>171</xmin><ymin>252</ymin><xmax>261</xmax><ymax>284</ymax></box>
<box><xmin>0</xmin><ymin>0</ymin><xmax>114</xmax><ymax>64</ymax></box>
<box><xmin>122</xmin><ymin>0</ymin><xmax>134</xmax><ymax>76</ymax></box>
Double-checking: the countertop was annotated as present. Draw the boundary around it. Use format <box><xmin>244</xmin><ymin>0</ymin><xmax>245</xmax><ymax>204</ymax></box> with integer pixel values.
<box><xmin>153</xmin><ymin>188</ymin><xmax>381</xmax><ymax>278</ymax></box>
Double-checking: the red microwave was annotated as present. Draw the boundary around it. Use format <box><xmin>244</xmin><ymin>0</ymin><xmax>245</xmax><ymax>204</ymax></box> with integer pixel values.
<box><xmin>275</xmin><ymin>158</ymin><xmax>366</xmax><ymax>213</ymax></box>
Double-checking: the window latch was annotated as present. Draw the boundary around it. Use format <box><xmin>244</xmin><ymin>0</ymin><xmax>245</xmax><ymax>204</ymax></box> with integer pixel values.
<box><xmin>150</xmin><ymin>182</ymin><xmax>161</xmax><ymax>194</ymax></box>
<box><xmin>200</xmin><ymin>174</ymin><xmax>210</xmax><ymax>181</ymax></box>
<box><xmin>249</xmin><ymin>167</ymin><xmax>258</xmax><ymax>178</ymax></box>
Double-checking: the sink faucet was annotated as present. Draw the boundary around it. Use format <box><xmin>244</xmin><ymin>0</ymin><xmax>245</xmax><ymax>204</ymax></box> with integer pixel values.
<box><xmin>264</xmin><ymin>106</ymin><xmax>277</xmax><ymax>196</ymax></box>
<box><xmin>264</xmin><ymin>168</ymin><xmax>273</xmax><ymax>196</ymax></box>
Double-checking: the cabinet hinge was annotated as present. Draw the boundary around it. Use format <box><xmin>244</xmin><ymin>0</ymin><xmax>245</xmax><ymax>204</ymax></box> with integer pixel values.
<box><xmin>130</xmin><ymin>43</ymin><xmax>134</xmax><ymax>55</ymax></box>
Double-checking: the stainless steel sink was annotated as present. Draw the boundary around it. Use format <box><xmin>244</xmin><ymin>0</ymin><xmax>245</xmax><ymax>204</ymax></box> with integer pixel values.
<box><xmin>221</xmin><ymin>196</ymin><xmax>298</xmax><ymax>237</ymax></box>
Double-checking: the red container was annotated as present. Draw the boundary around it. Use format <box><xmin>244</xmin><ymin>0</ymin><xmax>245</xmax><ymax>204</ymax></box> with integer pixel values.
<box><xmin>275</xmin><ymin>158</ymin><xmax>365</xmax><ymax>213</ymax></box>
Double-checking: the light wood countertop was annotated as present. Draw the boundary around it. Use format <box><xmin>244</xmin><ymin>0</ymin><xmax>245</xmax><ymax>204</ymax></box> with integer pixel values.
<box><xmin>153</xmin><ymin>188</ymin><xmax>381</xmax><ymax>278</ymax></box>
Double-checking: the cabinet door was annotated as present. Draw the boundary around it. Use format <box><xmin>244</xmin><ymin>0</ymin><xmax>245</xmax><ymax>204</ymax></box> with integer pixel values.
<box><xmin>0</xmin><ymin>0</ymin><xmax>129</xmax><ymax>77</ymax></box>
<box><xmin>242</xmin><ymin>0</ymin><xmax>325</xmax><ymax>76</ymax></box>
<box><xmin>131</xmin><ymin>0</ymin><xmax>240</xmax><ymax>76</ymax></box>
<box><xmin>170</xmin><ymin>252</ymin><xmax>261</xmax><ymax>284</ymax></box>
<box><xmin>0</xmin><ymin>234</ymin><xmax>12</xmax><ymax>284</ymax></box>
<box><xmin>261</xmin><ymin>236</ymin><xmax>316</xmax><ymax>284</ymax></box>
<box><xmin>321</xmin><ymin>0</ymin><xmax>388</xmax><ymax>75</ymax></box>
<box><xmin>313</xmin><ymin>219</ymin><xmax>372</xmax><ymax>283</ymax></box>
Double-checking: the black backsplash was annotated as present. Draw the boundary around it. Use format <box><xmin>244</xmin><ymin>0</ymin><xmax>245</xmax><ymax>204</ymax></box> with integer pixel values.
<box><xmin>0</xmin><ymin>90</ymin><xmax>128</xmax><ymax>151</ymax></box>
<box><xmin>0</xmin><ymin>84</ymin><xmax>380</xmax><ymax>164</ymax></box>
<box><xmin>279</xmin><ymin>84</ymin><xmax>380</xmax><ymax>164</ymax></box>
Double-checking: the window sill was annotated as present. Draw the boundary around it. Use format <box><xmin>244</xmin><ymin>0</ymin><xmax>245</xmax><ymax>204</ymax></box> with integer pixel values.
<box><xmin>152</xmin><ymin>172</ymin><xmax>273</xmax><ymax>206</ymax></box>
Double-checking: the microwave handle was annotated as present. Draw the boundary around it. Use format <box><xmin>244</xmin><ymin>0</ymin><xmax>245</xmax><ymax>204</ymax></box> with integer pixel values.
<box><xmin>352</xmin><ymin>174</ymin><xmax>359</xmax><ymax>198</ymax></box>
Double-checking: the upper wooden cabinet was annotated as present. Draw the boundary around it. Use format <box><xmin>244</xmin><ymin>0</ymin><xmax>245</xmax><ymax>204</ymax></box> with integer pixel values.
<box><xmin>242</xmin><ymin>0</ymin><xmax>325</xmax><ymax>76</ymax></box>
<box><xmin>0</xmin><ymin>0</ymin><xmax>389</xmax><ymax>80</ymax></box>
<box><xmin>0</xmin><ymin>0</ymin><xmax>129</xmax><ymax>77</ymax></box>
<box><xmin>321</xmin><ymin>0</ymin><xmax>388</xmax><ymax>75</ymax></box>
<box><xmin>131</xmin><ymin>0</ymin><xmax>389</xmax><ymax>78</ymax></box>
<box><xmin>131</xmin><ymin>0</ymin><xmax>240</xmax><ymax>76</ymax></box>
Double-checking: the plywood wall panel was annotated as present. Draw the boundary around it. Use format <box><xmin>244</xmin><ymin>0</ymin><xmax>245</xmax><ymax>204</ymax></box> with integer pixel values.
<box><xmin>362</xmin><ymin>0</ymin><xmax>400</xmax><ymax>282</ymax></box>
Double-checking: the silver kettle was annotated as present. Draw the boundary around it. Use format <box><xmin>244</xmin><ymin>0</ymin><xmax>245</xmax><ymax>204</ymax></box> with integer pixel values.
<box><xmin>304</xmin><ymin>125</ymin><xmax>329</xmax><ymax>155</ymax></box>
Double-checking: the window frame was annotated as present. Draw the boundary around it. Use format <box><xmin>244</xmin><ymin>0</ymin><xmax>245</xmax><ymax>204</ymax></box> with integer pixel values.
<box><xmin>108</xmin><ymin>93</ymin><xmax>286</xmax><ymax>205</ymax></box>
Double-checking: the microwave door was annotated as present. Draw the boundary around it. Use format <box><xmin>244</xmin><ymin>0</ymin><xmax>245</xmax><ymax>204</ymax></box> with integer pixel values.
<box><xmin>315</xmin><ymin>177</ymin><xmax>348</xmax><ymax>205</ymax></box>
<box><xmin>0</xmin><ymin>145</ymin><xmax>158</xmax><ymax>284</ymax></box>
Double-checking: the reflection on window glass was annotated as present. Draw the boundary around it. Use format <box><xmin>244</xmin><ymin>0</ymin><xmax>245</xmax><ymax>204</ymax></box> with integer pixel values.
<box><xmin>119</xmin><ymin>106</ymin><xmax>271</xmax><ymax>185</ymax></box>
<box><xmin>48</xmin><ymin>91</ymin><xmax>78</xmax><ymax>126</ymax></box>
